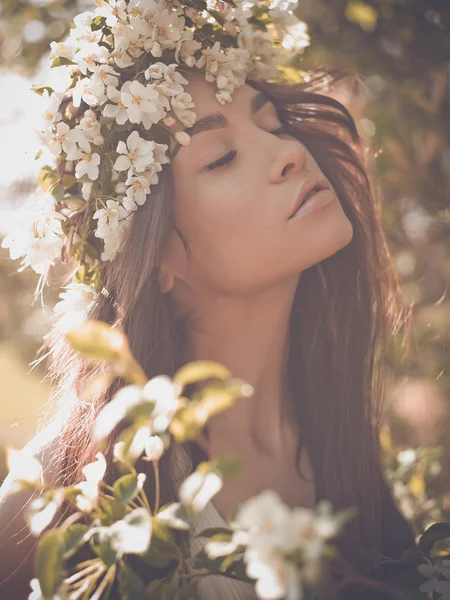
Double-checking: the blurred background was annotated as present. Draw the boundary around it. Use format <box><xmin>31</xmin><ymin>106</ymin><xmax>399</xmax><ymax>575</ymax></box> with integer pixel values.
<box><xmin>0</xmin><ymin>0</ymin><xmax>449</xmax><ymax>529</ymax></box>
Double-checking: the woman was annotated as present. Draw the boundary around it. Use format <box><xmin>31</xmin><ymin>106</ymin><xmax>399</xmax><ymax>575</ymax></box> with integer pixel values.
<box><xmin>0</xmin><ymin>66</ymin><xmax>416</xmax><ymax>599</ymax></box>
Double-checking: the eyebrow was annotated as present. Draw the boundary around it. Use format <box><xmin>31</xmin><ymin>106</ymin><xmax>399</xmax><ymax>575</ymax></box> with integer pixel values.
<box><xmin>169</xmin><ymin>91</ymin><xmax>274</xmax><ymax>160</ymax></box>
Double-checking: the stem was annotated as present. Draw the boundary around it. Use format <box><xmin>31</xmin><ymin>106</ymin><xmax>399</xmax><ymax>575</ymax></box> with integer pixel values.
<box><xmin>90</xmin><ymin>564</ymin><xmax>117</xmax><ymax>600</ymax></box>
<box><xmin>69</xmin><ymin>565</ymin><xmax>106</xmax><ymax>600</ymax></box>
<box><xmin>60</xmin><ymin>510</ymin><xmax>83</xmax><ymax>531</ymax></box>
<box><xmin>65</xmin><ymin>560</ymin><xmax>103</xmax><ymax>585</ymax></box>
<box><xmin>153</xmin><ymin>460</ymin><xmax>160</xmax><ymax>514</ymax></box>
<box><xmin>74</xmin><ymin>558</ymin><xmax>100</xmax><ymax>571</ymax></box>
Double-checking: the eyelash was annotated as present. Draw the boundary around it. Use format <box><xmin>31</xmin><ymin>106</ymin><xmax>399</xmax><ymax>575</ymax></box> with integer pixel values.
<box><xmin>201</xmin><ymin>126</ymin><xmax>290</xmax><ymax>174</ymax></box>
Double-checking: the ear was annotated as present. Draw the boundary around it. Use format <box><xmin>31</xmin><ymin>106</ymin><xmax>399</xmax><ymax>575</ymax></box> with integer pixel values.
<box><xmin>158</xmin><ymin>265</ymin><xmax>175</xmax><ymax>294</ymax></box>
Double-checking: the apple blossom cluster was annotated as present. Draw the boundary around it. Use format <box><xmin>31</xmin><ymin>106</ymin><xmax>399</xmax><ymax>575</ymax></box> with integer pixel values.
<box><xmin>204</xmin><ymin>491</ymin><xmax>343</xmax><ymax>600</ymax></box>
<box><xmin>8</xmin><ymin>362</ymin><xmax>344</xmax><ymax>600</ymax></box>
<box><xmin>2</xmin><ymin>0</ymin><xmax>310</xmax><ymax>333</ymax></box>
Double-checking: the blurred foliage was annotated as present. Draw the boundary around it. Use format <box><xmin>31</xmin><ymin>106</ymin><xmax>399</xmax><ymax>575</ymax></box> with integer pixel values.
<box><xmin>381</xmin><ymin>426</ymin><xmax>450</xmax><ymax>536</ymax></box>
<box><xmin>0</xmin><ymin>0</ymin><xmax>449</xmax><ymax>502</ymax></box>
<box><xmin>0</xmin><ymin>0</ymin><xmax>90</xmax><ymax>75</ymax></box>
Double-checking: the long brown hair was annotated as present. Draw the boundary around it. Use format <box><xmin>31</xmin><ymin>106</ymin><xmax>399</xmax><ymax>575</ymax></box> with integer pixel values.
<box><xmin>45</xmin><ymin>68</ymin><xmax>415</xmax><ymax>578</ymax></box>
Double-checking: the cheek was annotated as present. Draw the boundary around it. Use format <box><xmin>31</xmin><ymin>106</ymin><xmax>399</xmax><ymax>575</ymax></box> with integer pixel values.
<box><xmin>175</xmin><ymin>180</ymin><xmax>281</xmax><ymax>293</ymax></box>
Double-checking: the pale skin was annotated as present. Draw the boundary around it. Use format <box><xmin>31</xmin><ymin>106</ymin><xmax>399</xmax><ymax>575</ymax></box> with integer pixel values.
<box><xmin>158</xmin><ymin>72</ymin><xmax>354</xmax><ymax>520</ymax></box>
<box><xmin>0</xmin><ymin>73</ymin><xmax>353</xmax><ymax>593</ymax></box>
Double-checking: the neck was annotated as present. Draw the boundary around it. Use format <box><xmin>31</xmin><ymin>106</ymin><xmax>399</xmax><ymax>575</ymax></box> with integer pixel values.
<box><xmin>183</xmin><ymin>275</ymin><xmax>301</xmax><ymax>456</ymax></box>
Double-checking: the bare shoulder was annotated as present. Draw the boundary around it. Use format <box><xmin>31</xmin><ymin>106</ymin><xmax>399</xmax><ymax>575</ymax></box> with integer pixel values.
<box><xmin>0</xmin><ymin>418</ymin><xmax>64</xmax><ymax>598</ymax></box>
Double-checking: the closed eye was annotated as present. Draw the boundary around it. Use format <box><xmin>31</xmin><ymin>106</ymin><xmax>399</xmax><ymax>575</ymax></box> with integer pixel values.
<box><xmin>201</xmin><ymin>126</ymin><xmax>291</xmax><ymax>174</ymax></box>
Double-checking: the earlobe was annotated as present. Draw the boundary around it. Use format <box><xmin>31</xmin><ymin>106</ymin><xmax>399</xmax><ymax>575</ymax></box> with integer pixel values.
<box><xmin>158</xmin><ymin>268</ymin><xmax>174</xmax><ymax>294</ymax></box>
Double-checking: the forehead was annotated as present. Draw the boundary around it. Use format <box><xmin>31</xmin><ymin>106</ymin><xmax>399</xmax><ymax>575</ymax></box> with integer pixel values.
<box><xmin>167</xmin><ymin>73</ymin><xmax>268</xmax><ymax>154</ymax></box>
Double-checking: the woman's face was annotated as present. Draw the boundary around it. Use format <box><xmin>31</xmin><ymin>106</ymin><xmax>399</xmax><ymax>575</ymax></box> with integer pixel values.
<box><xmin>160</xmin><ymin>72</ymin><xmax>353</xmax><ymax>299</ymax></box>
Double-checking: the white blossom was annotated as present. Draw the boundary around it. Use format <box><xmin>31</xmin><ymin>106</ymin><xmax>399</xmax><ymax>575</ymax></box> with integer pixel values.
<box><xmin>175</xmin><ymin>31</ymin><xmax>203</xmax><ymax>68</ymax></box>
<box><xmin>81</xmin><ymin>181</ymin><xmax>93</xmax><ymax>201</ymax></box>
<box><xmin>107</xmin><ymin>508</ymin><xmax>152</xmax><ymax>557</ymax></box>
<box><xmin>69</xmin><ymin>11</ymin><xmax>102</xmax><ymax>45</ymax></box>
<box><xmin>93</xmin><ymin>375</ymin><xmax>180</xmax><ymax>443</ymax></box>
<box><xmin>93</xmin><ymin>199</ymin><xmax>128</xmax><ymax>238</ymax></box>
<box><xmin>174</xmin><ymin>131</ymin><xmax>191</xmax><ymax>146</ymax></box>
<box><xmin>25</xmin><ymin>489</ymin><xmax>64</xmax><ymax>536</ymax></box>
<box><xmin>1</xmin><ymin>193</ymin><xmax>66</xmax><ymax>275</ymax></box>
<box><xmin>103</xmin><ymin>85</ymin><xmax>129</xmax><ymax>124</ymax></box>
<box><xmin>125</xmin><ymin>174</ymin><xmax>151</xmax><ymax>206</ymax></box>
<box><xmin>90</xmin><ymin>64</ymin><xmax>120</xmax><ymax>92</ymax></box>
<box><xmin>179</xmin><ymin>471</ymin><xmax>223</xmax><ymax>515</ymax></box>
<box><xmin>95</xmin><ymin>0</ymin><xmax>128</xmax><ymax>27</ymax></box>
<box><xmin>114</xmin><ymin>130</ymin><xmax>156</xmax><ymax>174</ymax></box>
<box><xmin>72</xmin><ymin>76</ymin><xmax>106</xmax><ymax>108</ymax></box>
<box><xmin>247</xmin><ymin>547</ymin><xmax>302</xmax><ymax>600</ymax></box>
<box><xmin>78</xmin><ymin>109</ymin><xmax>104</xmax><ymax>145</ymax></box>
<box><xmin>74</xmin><ymin>41</ymin><xmax>110</xmax><ymax>74</ymax></box>
<box><xmin>92</xmin><ymin>385</ymin><xmax>145</xmax><ymax>442</ymax></box>
<box><xmin>75</xmin><ymin>452</ymin><xmax>107</xmax><ymax>512</ymax></box>
<box><xmin>156</xmin><ymin>502</ymin><xmax>190</xmax><ymax>530</ymax></box>
<box><xmin>53</xmin><ymin>283</ymin><xmax>97</xmax><ymax>333</ymax></box>
<box><xmin>7</xmin><ymin>449</ymin><xmax>43</xmax><ymax>490</ymax></box>
<box><xmin>67</xmin><ymin>137</ymin><xmax>101</xmax><ymax>180</ymax></box>
<box><xmin>170</xmin><ymin>92</ymin><xmax>197</xmax><ymax>128</ymax></box>
<box><xmin>144</xmin><ymin>436</ymin><xmax>165</xmax><ymax>461</ymax></box>
<box><xmin>46</xmin><ymin>122</ymin><xmax>81</xmax><ymax>156</ymax></box>
<box><xmin>41</xmin><ymin>91</ymin><xmax>64</xmax><ymax>128</ymax></box>
<box><xmin>111</xmin><ymin>26</ymin><xmax>142</xmax><ymax>68</ymax></box>
<box><xmin>29</xmin><ymin>578</ymin><xmax>67</xmax><ymax>600</ymax></box>
<box><xmin>142</xmin><ymin>375</ymin><xmax>180</xmax><ymax>433</ymax></box>
<box><xmin>418</xmin><ymin>558</ymin><xmax>450</xmax><ymax>595</ymax></box>
<box><xmin>49</xmin><ymin>41</ymin><xmax>76</xmax><ymax>62</ymax></box>
<box><xmin>119</xmin><ymin>80</ymin><xmax>160</xmax><ymax>126</ymax></box>
<box><xmin>148</xmin><ymin>8</ymin><xmax>185</xmax><ymax>53</ymax></box>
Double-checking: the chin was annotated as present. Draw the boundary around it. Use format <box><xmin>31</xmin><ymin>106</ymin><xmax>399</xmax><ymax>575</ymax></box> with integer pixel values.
<box><xmin>298</xmin><ymin>205</ymin><xmax>354</xmax><ymax>267</ymax></box>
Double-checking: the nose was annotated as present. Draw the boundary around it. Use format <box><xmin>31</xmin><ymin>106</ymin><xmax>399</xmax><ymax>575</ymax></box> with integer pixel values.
<box><xmin>269</xmin><ymin>140</ymin><xmax>307</xmax><ymax>183</ymax></box>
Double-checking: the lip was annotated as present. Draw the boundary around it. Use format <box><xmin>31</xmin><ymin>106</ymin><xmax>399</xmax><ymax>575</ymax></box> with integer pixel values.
<box><xmin>288</xmin><ymin>177</ymin><xmax>331</xmax><ymax>220</ymax></box>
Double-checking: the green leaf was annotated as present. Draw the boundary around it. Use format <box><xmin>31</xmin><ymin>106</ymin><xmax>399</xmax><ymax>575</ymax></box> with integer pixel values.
<box><xmin>419</xmin><ymin>522</ymin><xmax>450</xmax><ymax>554</ymax></box>
<box><xmin>74</xmin><ymin>264</ymin><xmax>100</xmax><ymax>287</ymax></box>
<box><xmin>91</xmin><ymin>15</ymin><xmax>107</xmax><ymax>30</ymax></box>
<box><xmin>38</xmin><ymin>165</ymin><xmax>58</xmax><ymax>191</ymax></box>
<box><xmin>430</xmin><ymin>536</ymin><xmax>450</xmax><ymax>559</ymax></box>
<box><xmin>98</xmin><ymin>497</ymin><xmax>127</xmax><ymax>525</ymax></box>
<box><xmin>63</xmin><ymin>524</ymin><xmax>89</xmax><ymax>557</ymax></box>
<box><xmin>92</xmin><ymin>540</ymin><xmax>118</xmax><ymax>567</ymax></box>
<box><xmin>207</xmin><ymin>9</ymin><xmax>225</xmax><ymax>25</ymax></box>
<box><xmin>117</xmin><ymin>564</ymin><xmax>146</xmax><ymax>600</ymax></box>
<box><xmin>141</xmin><ymin>549</ymin><xmax>178</xmax><ymax>568</ymax></box>
<box><xmin>173</xmin><ymin>360</ymin><xmax>232</xmax><ymax>391</ymax></box>
<box><xmin>345</xmin><ymin>1</ymin><xmax>378</xmax><ymax>32</ymax></box>
<box><xmin>145</xmin><ymin>578</ymin><xmax>166</xmax><ymax>599</ymax></box>
<box><xmin>65</xmin><ymin>320</ymin><xmax>131</xmax><ymax>363</ymax></box>
<box><xmin>30</xmin><ymin>84</ymin><xmax>54</xmax><ymax>97</ymax></box>
<box><xmin>62</xmin><ymin>196</ymin><xmax>85</xmax><ymax>210</ymax></box>
<box><xmin>196</xmin><ymin>526</ymin><xmax>232</xmax><ymax>539</ymax></box>
<box><xmin>151</xmin><ymin>516</ymin><xmax>176</xmax><ymax>544</ymax></box>
<box><xmin>141</xmin><ymin>518</ymin><xmax>179</xmax><ymax>568</ymax></box>
<box><xmin>114</xmin><ymin>473</ymin><xmax>140</xmax><ymax>504</ymax></box>
<box><xmin>400</xmin><ymin>546</ymin><xmax>427</xmax><ymax>566</ymax></box>
<box><xmin>34</xmin><ymin>530</ymin><xmax>65</xmax><ymax>599</ymax></box>
<box><xmin>84</xmin><ymin>242</ymin><xmax>98</xmax><ymax>260</ymax></box>
<box><xmin>178</xmin><ymin>582</ymin><xmax>199</xmax><ymax>599</ymax></box>
<box><xmin>51</xmin><ymin>57</ymin><xmax>76</xmax><ymax>68</ymax></box>
<box><xmin>48</xmin><ymin>182</ymin><xmax>65</xmax><ymax>202</ymax></box>
<box><xmin>212</xmin><ymin>456</ymin><xmax>243</xmax><ymax>480</ymax></box>
<box><xmin>62</xmin><ymin>174</ymin><xmax>77</xmax><ymax>190</ymax></box>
